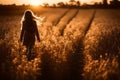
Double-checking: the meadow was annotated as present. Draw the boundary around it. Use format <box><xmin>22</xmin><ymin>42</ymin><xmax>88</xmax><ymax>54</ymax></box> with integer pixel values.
<box><xmin>0</xmin><ymin>8</ymin><xmax>120</xmax><ymax>80</ymax></box>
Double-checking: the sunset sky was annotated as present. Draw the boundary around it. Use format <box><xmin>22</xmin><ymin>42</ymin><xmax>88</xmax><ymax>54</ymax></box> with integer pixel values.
<box><xmin>0</xmin><ymin>0</ymin><xmax>105</xmax><ymax>5</ymax></box>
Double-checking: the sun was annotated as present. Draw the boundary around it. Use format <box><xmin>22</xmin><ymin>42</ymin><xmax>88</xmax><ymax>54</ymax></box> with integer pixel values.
<box><xmin>30</xmin><ymin>0</ymin><xmax>41</xmax><ymax>6</ymax></box>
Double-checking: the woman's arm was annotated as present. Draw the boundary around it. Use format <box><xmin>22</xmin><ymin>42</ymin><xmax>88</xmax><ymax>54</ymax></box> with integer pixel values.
<box><xmin>34</xmin><ymin>21</ymin><xmax>40</xmax><ymax>42</ymax></box>
<box><xmin>20</xmin><ymin>22</ymin><xmax>25</xmax><ymax>42</ymax></box>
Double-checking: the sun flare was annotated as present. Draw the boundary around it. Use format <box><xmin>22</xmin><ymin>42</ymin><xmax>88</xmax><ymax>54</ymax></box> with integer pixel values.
<box><xmin>30</xmin><ymin>0</ymin><xmax>41</xmax><ymax>6</ymax></box>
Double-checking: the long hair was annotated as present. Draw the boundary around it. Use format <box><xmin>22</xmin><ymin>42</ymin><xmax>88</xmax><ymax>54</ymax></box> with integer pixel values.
<box><xmin>21</xmin><ymin>10</ymin><xmax>37</xmax><ymax>22</ymax></box>
<box><xmin>21</xmin><ymin>10</ymin><xmax>45</xmax><ymax>27</ymax></box>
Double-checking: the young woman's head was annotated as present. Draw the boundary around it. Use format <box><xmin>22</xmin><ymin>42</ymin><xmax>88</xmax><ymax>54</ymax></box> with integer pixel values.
<box><xmin>21</xmin><ymin>9</ymin><xmax>44</xmax><ymax>26</ymax></box>
<box><xmin>22</xmin><ymin>10</ymin><xmax>36</xmax><ymax>22</ymax></box>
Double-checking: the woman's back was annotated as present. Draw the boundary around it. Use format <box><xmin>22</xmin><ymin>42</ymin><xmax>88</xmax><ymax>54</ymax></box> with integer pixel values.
<box><xmin>20</xmin><ymin>10</ymin><xmax>40</xmax><ymax>60</ymax></box>
<box><xmin>22</xmin><ymin>20</ymin><xmax>37</xmax><ymax>46</ymax></box>
<box><xmin>23</xmin><ymin>20</ymin><xmax>36</xmax><ymax>34</ymax></box>
<box><xmin>20</xmin><ymin>10</ymin><xmax>40</xmax><ymax>47</ymax></box>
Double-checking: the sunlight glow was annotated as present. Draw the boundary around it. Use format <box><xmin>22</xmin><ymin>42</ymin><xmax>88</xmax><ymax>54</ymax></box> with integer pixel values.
<box><xmin>30</xmin><ymin>0</ymin><xmax>41</xmax><ymax>6</ymax></box>
<box><xmin>0</xmin><ymin>0</ymin><xmax>103</xmax><ymax>5</ymax></box>
<box><xmin>80</xmin><ymin>0</ymin><xmax>96</xmax><ymax>4</ymax></box>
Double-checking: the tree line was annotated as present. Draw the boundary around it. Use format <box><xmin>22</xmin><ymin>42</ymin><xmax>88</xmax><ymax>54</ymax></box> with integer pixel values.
<box><xmin>0</xmin><ymin>0</ymin><xmax>120</xmax><ymax>8</ymax></box>
<box><xmin>43</xmin><ymin>0</ymin><xmax>120</xmax><ymax>8</ymax></box>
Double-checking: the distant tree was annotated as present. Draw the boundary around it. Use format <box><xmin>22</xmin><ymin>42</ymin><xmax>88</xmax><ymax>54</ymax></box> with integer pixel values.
<box><xmin>52</xmin><ymin>4</ymin><xmax>56</xmax><ymax>7</ymax></box>
<box><xmin>110</xmin><ymin>0</ymin><xmax>119</xmax><ymax>4</ymax></box>
<box><xmin>43</xmin><ymin>3</ymin><xmax>49</xmax><ymax>7</ymax></box>
<box><xmin>110</xmin><ymin>0</ymin><xmax>120</xmax><ymax>7</ymax></box>
<box><xmin>94</xmin><ymin>2</ymin><xmax>102</xmax><ymax>6</ymax></box>
<box><xmin>57</xmin><ymin>2</ymin><xmax>65</xmax><ymax>7</ymax></box>
<box><xmin>103</xmin><ymin>0</ymin><xmax>108</xmax><ymax>5</ymax></box>
<box><xmin>94</xmin><ymin>2</ymin><xmax>99</xmax><ymax>5</ymax></box>
<box><xmin>69</xmin><ymin>0</ymin><xmax>76</xmax><ymax>6</ymax></box>
<box><xmin>11</xmin><ymin>3</ymin><xmax>16</xmax><ymax>6</ymax></box>
<box><xmin>76</xmin><ymin>1</ymin><xmax>81</xmax><ymax>6</ymax></box>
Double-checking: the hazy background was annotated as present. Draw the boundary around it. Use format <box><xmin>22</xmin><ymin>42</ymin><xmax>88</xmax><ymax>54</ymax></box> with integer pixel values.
<box><xmin>0</xmin><ymin>0</ymin><xmax>103</xmax><ymax>5</ymax></box>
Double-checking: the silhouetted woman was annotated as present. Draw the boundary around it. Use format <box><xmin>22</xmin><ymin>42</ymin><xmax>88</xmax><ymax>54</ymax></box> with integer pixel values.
<box><xmin>20</xmin><ymin>10</ymin><xmax>40</xmax><ymax>59</ymax></box>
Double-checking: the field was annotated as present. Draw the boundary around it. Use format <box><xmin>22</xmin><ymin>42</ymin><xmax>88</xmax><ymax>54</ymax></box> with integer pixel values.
<box><xmin>0</xmin><ymin>8</ymin><xmax>120</xmax><ymax>80</ymax></box>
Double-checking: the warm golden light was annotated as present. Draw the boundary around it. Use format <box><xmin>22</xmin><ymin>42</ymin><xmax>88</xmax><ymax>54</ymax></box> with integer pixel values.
<box><xmin>30</xmin><ymin>0</ymin><xmax>41</xmax><ymax>6</ymax></box>
<box><xmin>80</xmin><ymin>0</ymin><xmax>94</xmax><ymax>4</ymax></box>
<box><xmin>0</xmin><ymin>0</ymin><xmax>102</xmax><ymax>5</ymax></box>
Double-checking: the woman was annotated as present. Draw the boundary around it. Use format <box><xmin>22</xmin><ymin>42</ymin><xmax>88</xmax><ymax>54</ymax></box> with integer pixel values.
<box><xmin>20</xmin><ymin>10</ymin><xmax>40</xmax><ymax>59</ymax></box>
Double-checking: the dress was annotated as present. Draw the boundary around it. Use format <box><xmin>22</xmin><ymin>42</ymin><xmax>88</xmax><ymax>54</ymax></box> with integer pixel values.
<box><xmin>20</xmin><ymin>20</ymin><xmax>40</xmax><ymax>47</ymax></box>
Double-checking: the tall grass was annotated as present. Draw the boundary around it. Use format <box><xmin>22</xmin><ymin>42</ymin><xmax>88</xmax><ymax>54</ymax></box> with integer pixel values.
<box><xmin>0</xmin><ymin>9</ymin><xmax>120</xmax><ymax>80</ymax></box>
<box><xmin>83</xmin><ymin>9</ymin><xmax>120</xmax><ymax>80</ymax></box>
